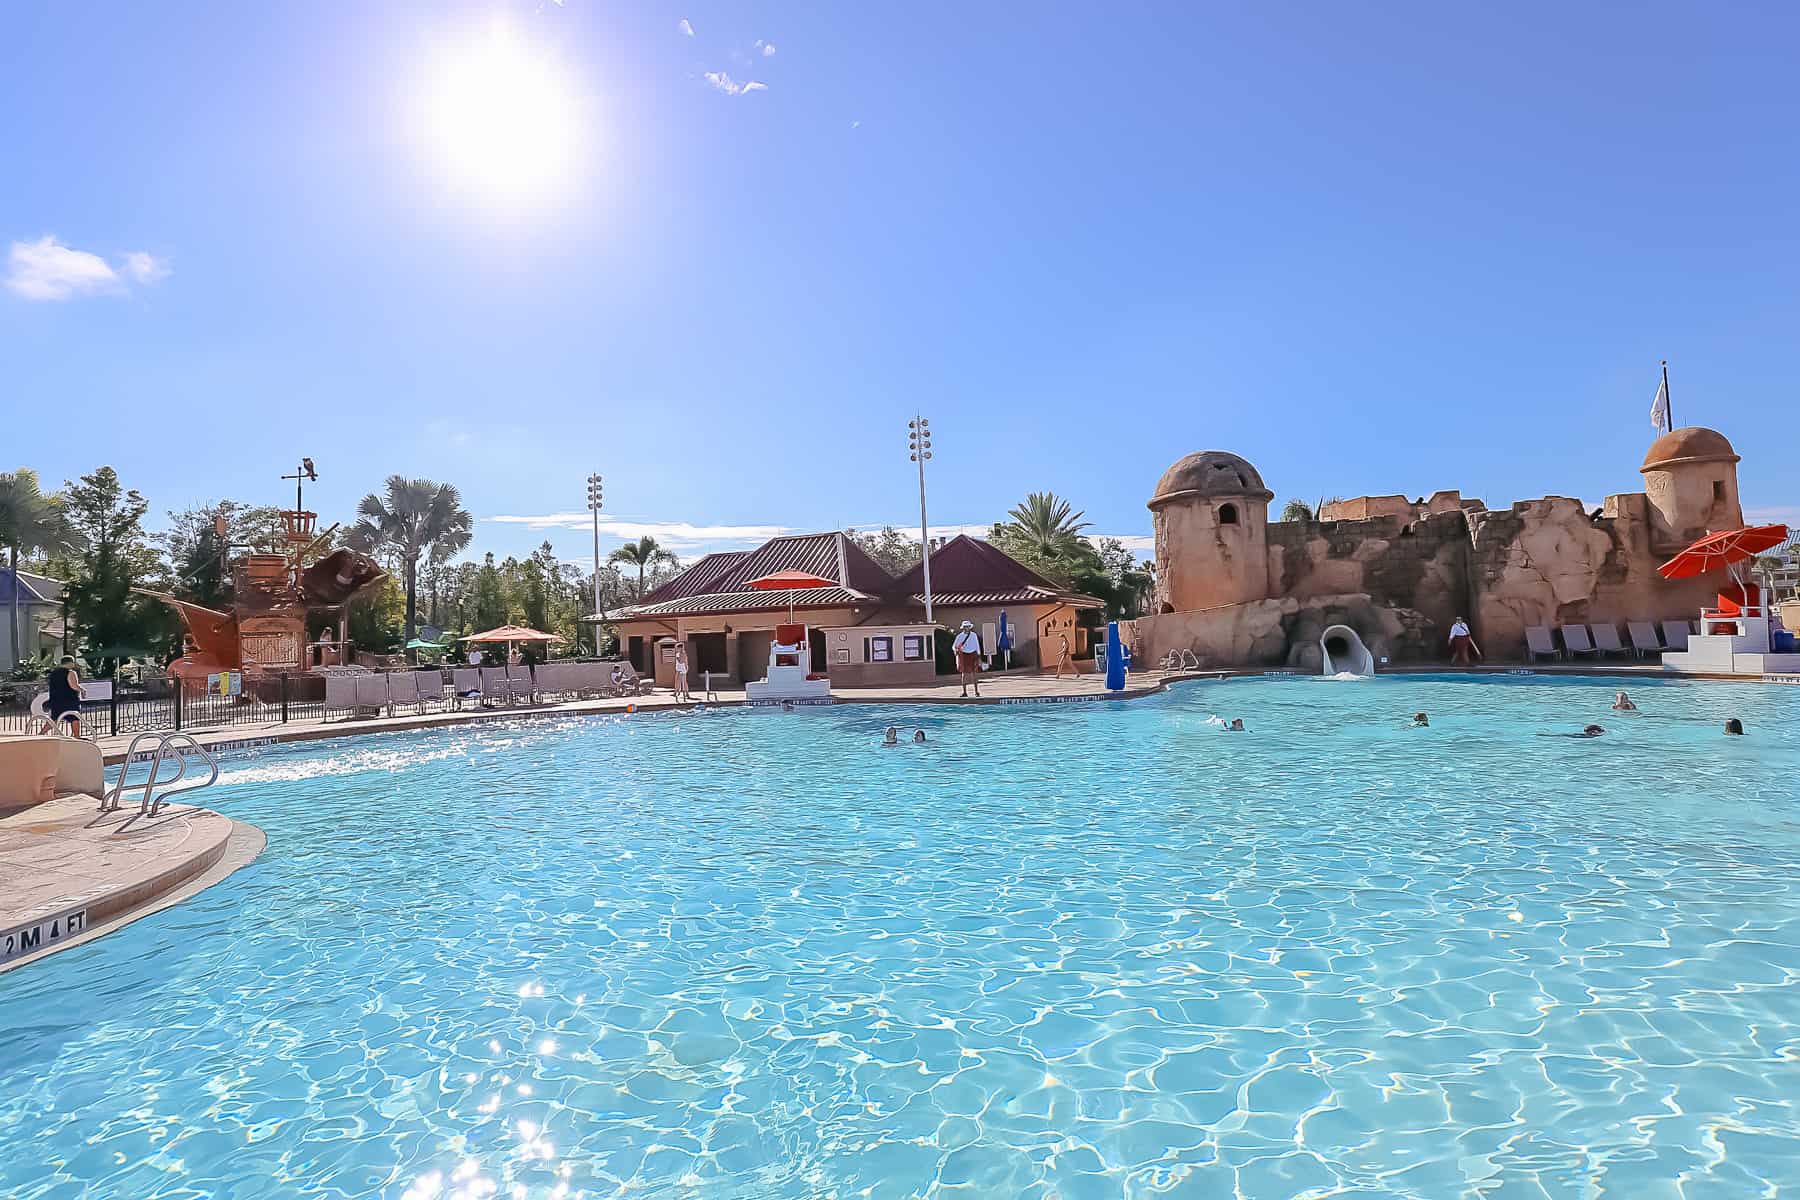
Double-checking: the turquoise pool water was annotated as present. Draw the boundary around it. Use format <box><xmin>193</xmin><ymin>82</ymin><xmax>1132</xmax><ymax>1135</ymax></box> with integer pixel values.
<box><xmin>3</xmin><ymin>675</ymin><xmax>1798</xmax><ymax>1198</ymax></box>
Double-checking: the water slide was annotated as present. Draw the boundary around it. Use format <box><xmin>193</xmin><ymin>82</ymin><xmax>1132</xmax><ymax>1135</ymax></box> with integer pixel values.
<box><xmin>1319</xmin><ymin>624</ymin><xmax>1375</xmax><ymax>675</ymax></box>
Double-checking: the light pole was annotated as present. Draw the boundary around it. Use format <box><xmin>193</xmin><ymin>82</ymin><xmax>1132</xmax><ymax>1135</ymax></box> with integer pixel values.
<box><xmin>587</xmin><ymin>473</ymin><xmax>606</xmax><ymax>652</ymax></box>
<box><xmin>908</xmin><ymin>416</ymin><xmax>933</xmax><ymax>623</ymax></box>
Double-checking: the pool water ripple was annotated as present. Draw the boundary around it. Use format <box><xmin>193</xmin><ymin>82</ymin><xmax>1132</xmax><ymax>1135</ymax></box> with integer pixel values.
<box><xmin>1</xmin><ymin>675</ymin><xmax>1798</xmax><ymax>1198</ymax></box>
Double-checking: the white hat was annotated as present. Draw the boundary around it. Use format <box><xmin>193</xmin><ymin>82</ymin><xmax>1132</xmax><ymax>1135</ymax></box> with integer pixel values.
<box><xmin>960</xmin><ymin>620</ymin><xmax>974</xmax><ymax>628</ymax></box>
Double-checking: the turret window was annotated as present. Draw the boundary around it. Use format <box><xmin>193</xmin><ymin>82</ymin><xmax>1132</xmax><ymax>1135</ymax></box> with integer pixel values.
<box><xmin>1713</xmin><ymin>480</ymin><xmax>1726</xmax><ymax>501</ymax></box>
<box><xmin>1218</xmin><ymin>503</ymin><xmax>1239</xmax><ymax>525</ymax></box>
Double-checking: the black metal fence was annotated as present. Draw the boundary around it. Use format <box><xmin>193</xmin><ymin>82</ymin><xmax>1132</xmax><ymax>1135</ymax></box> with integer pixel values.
<box><xmin>0</xmin><ymin>672</ymin><xmax>329</xmax><ymax>739</ymax></box>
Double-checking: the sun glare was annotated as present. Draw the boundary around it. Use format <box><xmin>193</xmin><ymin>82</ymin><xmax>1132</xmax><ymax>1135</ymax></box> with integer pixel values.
<box><xmin>411</xmin><ymin>20</ymin><xmax>583</xmax><ymax>209</ymax></box>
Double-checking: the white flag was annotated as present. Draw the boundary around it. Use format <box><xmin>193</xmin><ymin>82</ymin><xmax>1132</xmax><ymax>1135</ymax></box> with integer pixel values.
<box><xmin>1650</xmin><ymin>375</ymin><xmax>1671</xmax><ymax>434</ymax></box>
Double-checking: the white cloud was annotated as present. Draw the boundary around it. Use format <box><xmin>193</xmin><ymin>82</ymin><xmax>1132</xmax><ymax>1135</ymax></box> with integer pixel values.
<box><xmin>1745</xmin><ymin>506</ymin><xmax>1800</xmax><ymax>529</ymax></box>
<box><xmin>5</xmin><ymin>236</ymin><xmax>170</xmax><ymax>301</ymax></box>
<box><xmin>1096</xmin><ymin>534</ymin><xmax>1155</xmax><ymax>554</ymax></box>
<box><xmin>120</xmin><ymin>251</ymin><xmax>171</xmax><ymax>285</ymax></box>
<box><xmin>754</xmin><ymin>39</ymin><xmax>776</xmax><ymax>56</ymax></box>
<box><xmin>704</xmin><ymin>71</ymin><xmax>767</xmax><ymax>97</ymax></box>
<box><xmin>486</xmin><ymin>512</ymin><xmax>793</xmax><ymax>548</ymax></box>
<box><xmin>678</xmin><ymin>17</ymin><xmax>694</xmax><ymax>37</ymax></box>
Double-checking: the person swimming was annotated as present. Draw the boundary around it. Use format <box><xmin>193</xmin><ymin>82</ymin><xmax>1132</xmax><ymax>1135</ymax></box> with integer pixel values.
<box><xmin>882</xmin><ymin>726</ymin><xmax>899</xmax><ymax>746</ymax></box>
<box><xmin>1205</xmin><ymin>715</ymin><xmax>1227</xmax><ymax>728</ymax></box>
<box><xmin>1411</xmin><ymin>712</ymin><xmax>1430</xmax><ymax>727</ymax></box>
<box><xmin>912</xmin><ymin>729</ymin><xmax>927</xmax><ymax>743</ymax></box>
<box><xmin>1725</xmin><ymin>717</ymin><xmax>1745</xmax><ymax>735</ymax></box>
<box><xmin>1228</xmin><ymin>718</ymin><xmax>1246</xmax><ymax>732</ymax></box>
<box><xmin>1580</xmin><ymin>724</ymin><xmax>1605</xmax><ymax>737</ymax></box>
<box><xmin>1612</xmin><ymin>691</ymin><xmax>1637</xmax><ymax>712</ymax></box>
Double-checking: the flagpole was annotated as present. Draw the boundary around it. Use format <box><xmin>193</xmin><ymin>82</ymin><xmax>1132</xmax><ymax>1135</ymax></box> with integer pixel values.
<box><xmin>1661</xmin><ymin>360</ymin><xmax>1673</xmax><ymax>429</ymax></box>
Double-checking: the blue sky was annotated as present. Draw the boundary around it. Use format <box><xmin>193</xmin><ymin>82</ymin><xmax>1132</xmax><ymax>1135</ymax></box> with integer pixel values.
<box><xmin>4</xmin><ymin>2</ymin><xmax>1796</xmax><ymax>566</ymax></box>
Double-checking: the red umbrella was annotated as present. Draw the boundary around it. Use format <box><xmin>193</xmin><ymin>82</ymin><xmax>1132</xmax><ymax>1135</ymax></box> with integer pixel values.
<box><xmin>745</xmin><ymin>570</ymin><xmax>836</xmax><ymax>622</ymax></box>
<box><xmin>1657</xmin><ymin>525</ymin><xmax>1789</xmax><ymax>580</ymax></box>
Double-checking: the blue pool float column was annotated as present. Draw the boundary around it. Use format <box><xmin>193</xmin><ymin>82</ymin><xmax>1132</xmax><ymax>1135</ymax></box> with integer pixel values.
<box><xmin>1105</xmin><ymin>620</ymin><xmax>1126</xmax><ymax>691</ymax></box>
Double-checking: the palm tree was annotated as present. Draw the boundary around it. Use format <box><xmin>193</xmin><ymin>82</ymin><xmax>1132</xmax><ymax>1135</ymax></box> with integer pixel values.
<box><xmin>609</xmin><ymin>536</ymin><xmax>678</xmax><ymax>600</ymax></box>
<box><xmin>347</xmin><ymin>476</ymin><xmax>473</xmax><ymax>643</ymax></box>
<box><xmin>0</xmin><ymin>469</ymin><xmax>76</xmax><ymax>668</ymax></box>
<box><xmin>1001</xmin><ymin>492</ymin><xmax>1092</xmax><ymax>562</ymax></box>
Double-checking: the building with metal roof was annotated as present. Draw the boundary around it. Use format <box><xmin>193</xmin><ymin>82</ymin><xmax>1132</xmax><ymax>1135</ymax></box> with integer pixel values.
<box><xmin>593</xmin><ymin>531</ymin><xmax>1102</xmax><ymax>687</ymax></box>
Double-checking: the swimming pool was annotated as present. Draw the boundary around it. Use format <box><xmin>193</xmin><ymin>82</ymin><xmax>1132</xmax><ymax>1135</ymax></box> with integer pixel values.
<box><xmin>3</xmin><ymin>674</ymin><xmax>1798</xmax><ymax>1198</ymax></box>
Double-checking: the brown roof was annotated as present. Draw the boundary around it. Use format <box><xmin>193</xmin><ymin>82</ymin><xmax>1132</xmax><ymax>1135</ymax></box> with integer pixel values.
<box><xmin>888</xmin><ymin>536</ymin><xmax>1103</xmax><ymax>608</ymax></box>
<box><xmin>1149</xmin><ymin>450</ymin><xmax>1272</xmax><ymax>509</ymax></box>
<box><xmin>612</xmin><ymin>532</ymin><xmax>894</xmax><ymax>620</ymax></box>
<box><xmin>638</xmin><ymin>551</ymin><xmax>748</xmax><ymax>606</ymax></box>
<box><xmin>617</xmin><ymin>587</ymin><xmax>868</xmax><ymax>619</ymax></box>
<box><xmin>1641</xmin><ymin>426</ymin><xmax>1739</xmax><ymax>472</ymax></box>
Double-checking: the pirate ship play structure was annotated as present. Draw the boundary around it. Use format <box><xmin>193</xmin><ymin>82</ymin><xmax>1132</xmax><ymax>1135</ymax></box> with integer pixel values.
<box><xmin>137</xmin><ymin>461</ymin><xmax>386</xmax><ymax>691</ymax></box>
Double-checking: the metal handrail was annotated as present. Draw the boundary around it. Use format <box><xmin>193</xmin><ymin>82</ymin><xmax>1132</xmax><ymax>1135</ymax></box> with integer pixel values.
<box><xmin>101</xmin><ymin>733</ymin><xmax>221</xmax><ymax>816</ymax></box>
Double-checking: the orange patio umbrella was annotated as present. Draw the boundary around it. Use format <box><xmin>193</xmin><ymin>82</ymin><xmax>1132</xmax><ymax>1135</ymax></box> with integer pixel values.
<box><xmin>1657</xmin><ymin>524</ymin><xmax>1789</xmax><ymax>580</ymax></box>
<box><xmin>458</xmin><ymin>624</ymin><xmax>567</xmax><ymax>658</ymax></box>
<box><xmin>745</xmin><ymin>570</ymin><xmax>836</xmax><ymax>622</ymax></box>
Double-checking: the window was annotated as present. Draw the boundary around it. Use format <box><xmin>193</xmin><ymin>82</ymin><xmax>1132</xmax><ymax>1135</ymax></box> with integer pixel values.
<box><xmin>1218</xmin><ymin>503</ymin><xmax>1239</xmax><ymax>525</ymax></box>
<box><xmin>1713</xmin><ymin>480</ymin><xmax>1726</xmax><ymax>501</ymax></box>
<box><xmin>868</xmin><ymin>636</ymin><xmax>893</xmax><ymax>663</ymax></box>
<box><xmin>902</xmin><ymin>634</ymin><xmax>925</xmax><ymax>661</ymax></box>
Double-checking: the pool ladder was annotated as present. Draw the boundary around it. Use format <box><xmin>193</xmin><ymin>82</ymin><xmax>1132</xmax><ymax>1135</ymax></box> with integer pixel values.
<box><xmin>102</xmin><ymin>733</ymin><xmax>220</xmax><ymax>817</ymax></box>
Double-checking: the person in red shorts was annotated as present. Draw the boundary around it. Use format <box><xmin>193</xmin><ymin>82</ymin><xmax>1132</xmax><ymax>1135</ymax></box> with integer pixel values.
<box><xmin>953</xmin><ymin>620</ymin><xmax>983</xmax><ymax>697</ymax></box>
<box><xmin>1447</xmin><ymin>616</ymin><xmax>1482</xmax><ymax>666</ymax></box>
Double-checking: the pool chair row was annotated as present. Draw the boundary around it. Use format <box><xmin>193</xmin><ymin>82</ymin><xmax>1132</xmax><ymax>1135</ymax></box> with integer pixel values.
<box><xmin>1524</xmin><ymin>620</ymin><xmax>1700</xmax><ymax>663</ymax></box>
<box><xmin>322</xmin><ymin>662</ymin><xmax>648</xmax><ymax>721</ymax></box>
<box><xmin>522</xmin><ymin>661</ymin><xmax>648</xmax><ymax>702</ymax></box>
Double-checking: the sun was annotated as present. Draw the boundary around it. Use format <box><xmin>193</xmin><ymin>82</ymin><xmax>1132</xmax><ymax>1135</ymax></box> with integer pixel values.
<box><xmin>410</xmin><ymin>20</ymin><xmax>584</xmax><ymax>209</ymax></box>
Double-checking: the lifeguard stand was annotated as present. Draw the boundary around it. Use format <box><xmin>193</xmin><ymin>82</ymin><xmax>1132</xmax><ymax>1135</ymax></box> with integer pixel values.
<box><xmin>745</xmin><ymin>622</ymin><xmax>831</xmax><ymax>703</ymax></box>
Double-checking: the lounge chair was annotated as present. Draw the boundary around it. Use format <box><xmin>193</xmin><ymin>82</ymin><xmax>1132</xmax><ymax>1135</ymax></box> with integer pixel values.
<box><xmin>1661</xmin><ymin>620</ymin><xmax>1691</xmax><ymax>652</ymax></box>
<box><xmin>507</xmin><ymin>664</ymin><xmax>536</xmax><ymax>705</ymax></box>
<box><xmin>1525</xmin><ymin>626</ymin><xmax>1561</xmax><ymax>663</ymax></box>
<box><xmin>324</xmin><ymin>673</ymin><xmax>358</xmax><ymax>720</ymax></box>
<box><xmin>1589</xmin><ymin>624</ymin><xmax>1627</xmax><ymax>658</ymax></box>
<box><xmin>387</xmin><ymin>671</ymin><xmax>423</xmax><ymax>715</ymax></box>
<box><xmin>1560</xmin><ymin>624</ymin><xmax>1599</xmax><ymax>658</ymax></box>
<box><xmin>480</xmin><ymin>665</ymin><xmax>515</xmax><ymax>706</ymax></box>
<box><xmin>451</xmin><ymin>667</ymin><xmax>482</xmax><ymax>709</ymax></box>
<box><xmin>416</xmin><ymin>668</ymin><xmax>447</xmax><ymax>710</ymax></box>
<box><xmin>353</xmin><ymin>673</ymin><xmax>391</xmax><ymax>718</ymax></box>
<box><xmin>1626</xmin><ymin>622</ymin><xmax>1665</xmax><ymax>658</ymax></box>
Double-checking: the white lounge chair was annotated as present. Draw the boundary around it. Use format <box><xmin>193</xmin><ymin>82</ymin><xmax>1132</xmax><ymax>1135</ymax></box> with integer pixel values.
<box><xmin>1661</xmin><ymin>620</ymin><xmax>1691</xmax><ymax>652</ymax></box>
<box><xmin>1589</xmin><ymin>624</ymin><xmax>1627</xmax><ymax>658</ymax></box>
<box><xmin>1560</xmin><ymin>624</ymin><xmax>1599</xmax><ymax>659</ymax></box>
<box><xmin>1525</xmin><ymin>626</ymin><xmax>1561</xmax><ymax>663</ymax></box>
<box><xmin>1626</xmin><ymin>622</ymin><xmax>1665</xmax><ymax>658</ymax></box>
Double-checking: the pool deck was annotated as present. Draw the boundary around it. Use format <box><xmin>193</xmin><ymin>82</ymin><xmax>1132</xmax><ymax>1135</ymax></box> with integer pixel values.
<box><xmin>0</xmin><ymin>793</ymin><xmax>264</xmax><ymax>974</ymax></box>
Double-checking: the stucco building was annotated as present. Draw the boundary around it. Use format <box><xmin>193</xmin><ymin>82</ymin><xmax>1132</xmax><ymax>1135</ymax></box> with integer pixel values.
<box><xmin>1132</xmin><ymin>426</ymin><xmax>1761</xmax><ymax>669</ymax></box>
<box><xmin>602</xmin><ymin>532</ymin><xmax>1101</xmax><ymax>687</ymax></box>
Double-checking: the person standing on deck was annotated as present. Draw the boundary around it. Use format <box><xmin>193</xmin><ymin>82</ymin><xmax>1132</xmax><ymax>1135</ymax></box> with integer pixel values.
<box><xmin>953</xmin><ymin>621</ymin><xmax>983</xmax><ymax>697</ymax></box>
<box><xmin>46</xmin><ymin>656</ymin><xmax>82</xmax><ymax>737</ymax></box>
<box><xmin>1448</xmin><ymin>617</ymin><xmax>1482</xmax><ymax>666</ymax></box>
<box><xmin>1054</xmin><ymin>633</ymin><xmax>1074</xmax><ymax>680</ymax></box>
<box><xmin>673</xmin><ymin>643</ymin><xmax>690</xmax><ymax>702</ymax></box>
